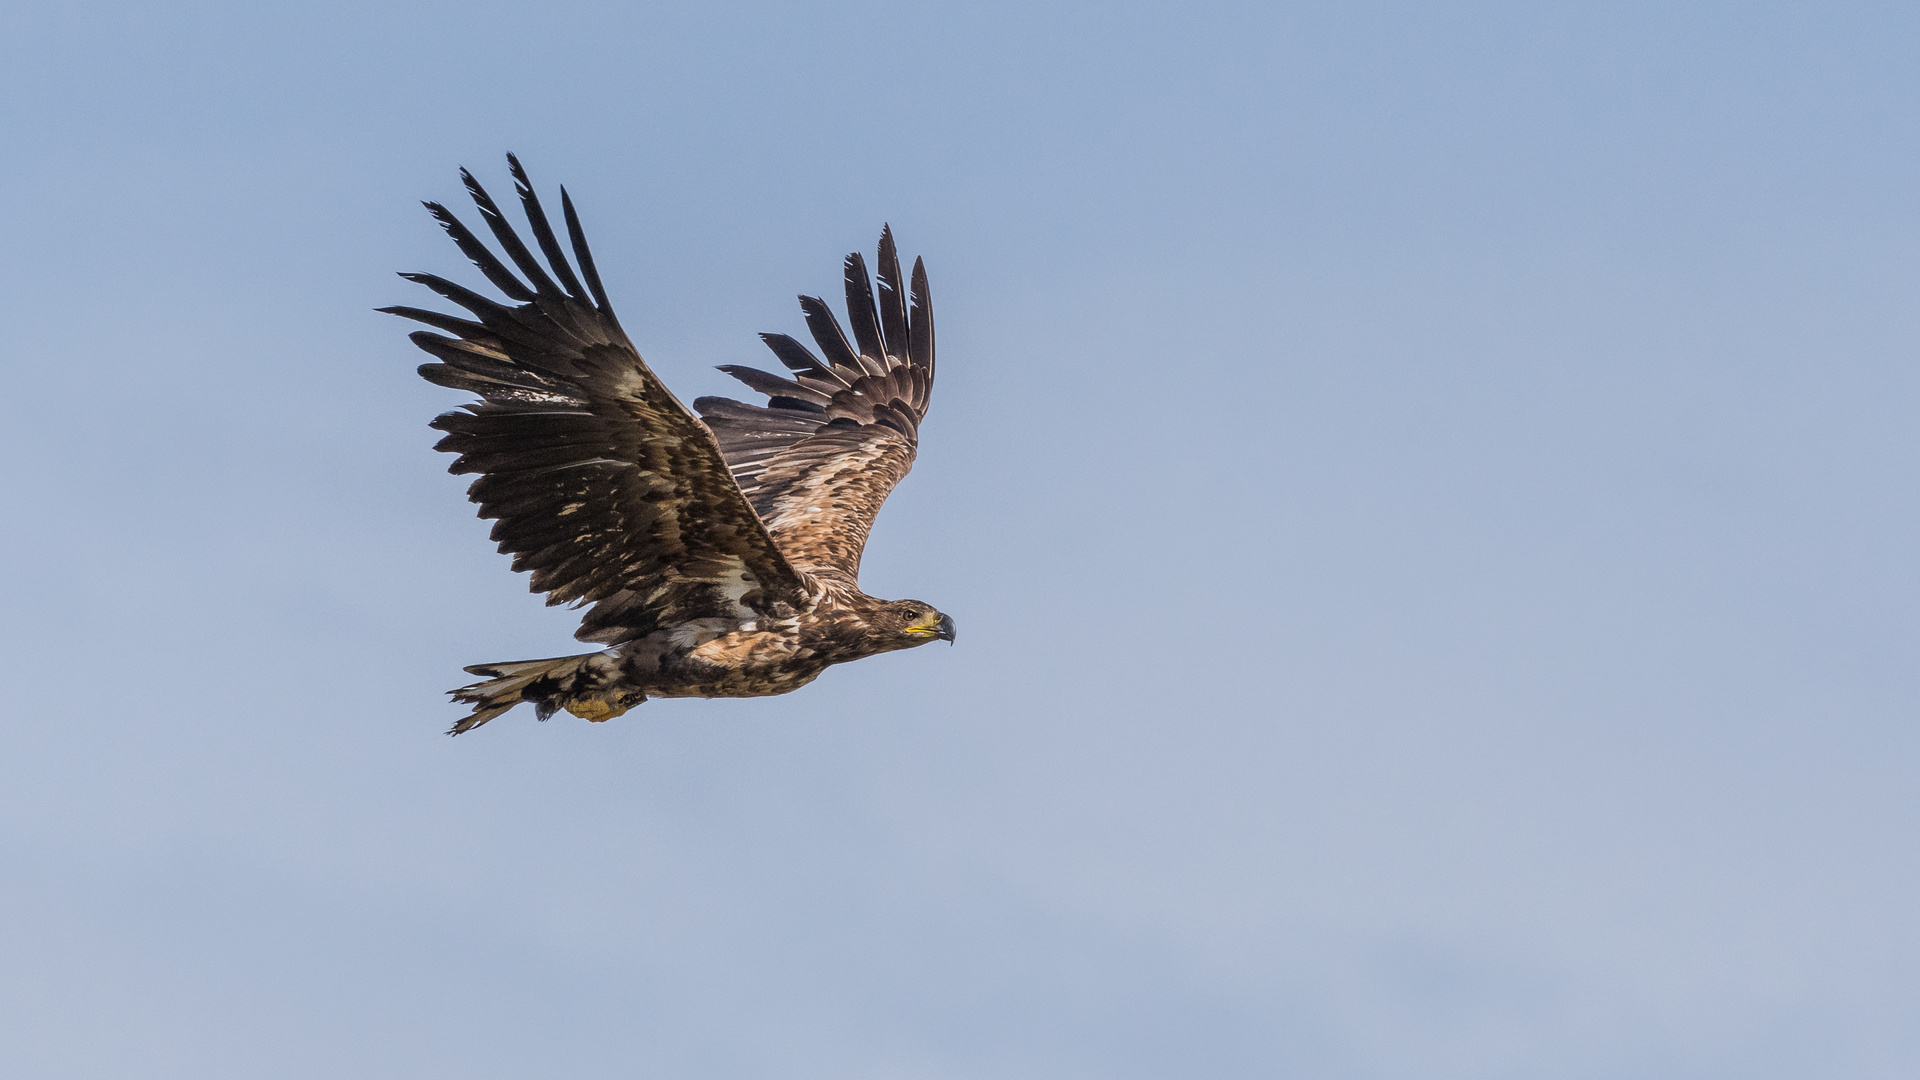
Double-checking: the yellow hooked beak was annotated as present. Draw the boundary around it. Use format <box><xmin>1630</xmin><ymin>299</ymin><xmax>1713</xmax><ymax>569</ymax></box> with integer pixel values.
<box><xmin>906</xmin><ymin>613</ymin><xmax>957</xmax><ymax>643</ymax></box>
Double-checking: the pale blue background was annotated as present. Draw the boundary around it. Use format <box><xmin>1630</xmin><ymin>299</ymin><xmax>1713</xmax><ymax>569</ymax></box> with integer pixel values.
<box><xmin>3</xmin><ymin>2</ymin><xmax>1917</xmax><ymax>1077</ymax></box>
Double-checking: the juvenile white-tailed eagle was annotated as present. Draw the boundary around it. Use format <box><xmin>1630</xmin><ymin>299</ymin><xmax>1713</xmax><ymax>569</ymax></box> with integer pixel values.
<box><xmin>385</xmin><ymin>156</ymin><xmax>953</xmax><ymax>734</ymax></box>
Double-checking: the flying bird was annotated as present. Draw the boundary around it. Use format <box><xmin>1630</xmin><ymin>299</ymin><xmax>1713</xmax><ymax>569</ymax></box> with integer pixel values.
<box><xmin>384</xmin><ymin>156</ymin><xmax>954</xmax><ymax>734</ymax></box>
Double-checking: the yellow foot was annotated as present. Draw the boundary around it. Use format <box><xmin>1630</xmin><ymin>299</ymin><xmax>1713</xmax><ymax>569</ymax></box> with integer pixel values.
<box><xmin>564</xmin><ymin>696</ymin><xmax>631</xmax><ymax>722</ymax></box>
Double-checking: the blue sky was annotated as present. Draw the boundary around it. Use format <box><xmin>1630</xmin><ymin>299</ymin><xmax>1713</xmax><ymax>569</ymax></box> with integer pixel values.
<box><xmin>3</xmin><ymin>2</ymin><xmax>1918</xmax><ymax>1076</ymax></box>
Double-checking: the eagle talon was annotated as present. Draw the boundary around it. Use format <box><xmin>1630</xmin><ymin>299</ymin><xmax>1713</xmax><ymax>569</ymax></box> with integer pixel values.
<box><xmin>564</xmin><ymin>696</ymin><xmax>629</xmax><ymax>722</ymax></box>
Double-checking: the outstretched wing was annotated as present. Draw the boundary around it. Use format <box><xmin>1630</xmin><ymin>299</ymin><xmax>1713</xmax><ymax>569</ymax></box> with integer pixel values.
<box><xmin>694</xmin><ymin>228</ymin><xmax>935</xmax><ymax>591</ymax></box>
<box><xmin>384</xmin><ymin>156</ymin><xmax>811</xmax><ymax>645</ymax></box>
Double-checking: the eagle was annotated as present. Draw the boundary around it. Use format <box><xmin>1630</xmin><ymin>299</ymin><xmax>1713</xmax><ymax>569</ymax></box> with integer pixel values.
<box><xmin>384</xmin><ymin>156</ymin><xmax>954</xmax><ymax>735</ymax></box>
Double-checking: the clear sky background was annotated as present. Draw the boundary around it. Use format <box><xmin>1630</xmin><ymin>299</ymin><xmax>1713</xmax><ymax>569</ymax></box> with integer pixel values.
<box><xmin>3</xmin><ymin>2</ymin><xmax>1917</xmax><ymax>1077</ymax></box>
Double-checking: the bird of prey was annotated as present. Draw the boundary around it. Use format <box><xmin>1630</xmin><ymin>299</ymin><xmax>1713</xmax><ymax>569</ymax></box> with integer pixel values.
<box><xmin>384</xmin><ymin>156</ymin><xmax>954</xmax><ymax>735</ymax></box>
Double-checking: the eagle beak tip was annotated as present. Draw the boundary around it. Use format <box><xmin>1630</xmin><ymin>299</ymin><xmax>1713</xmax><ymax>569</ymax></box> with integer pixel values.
<box><xmin>936</xmin><ymin>614</ymin><xmax>956</xmax><ymax>644</ymax></box>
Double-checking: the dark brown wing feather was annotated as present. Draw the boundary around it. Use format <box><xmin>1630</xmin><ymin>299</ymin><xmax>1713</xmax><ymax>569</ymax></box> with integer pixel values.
<box><xmin>384</xmin><ymin>156</ymin><xmax>811</xmax><ymax>644</ymax></box>
<box><xmin>694</xmin><ymin>227</ymin><xmax>934</xmax><ymax>590</ymax></box>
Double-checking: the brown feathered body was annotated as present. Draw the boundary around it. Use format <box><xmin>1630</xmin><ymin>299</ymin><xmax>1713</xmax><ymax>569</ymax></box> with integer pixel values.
<box><xmin>385</xmin><ymin>157</ymin><xmax>953</xmax><ymax>734</ymax></box>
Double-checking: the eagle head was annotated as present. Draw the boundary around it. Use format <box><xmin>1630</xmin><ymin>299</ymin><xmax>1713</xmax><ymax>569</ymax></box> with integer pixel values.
<box><xmin>883</xmin><ymin>599</ymin><xmax>956</xmax><ymax>647</ymax></box>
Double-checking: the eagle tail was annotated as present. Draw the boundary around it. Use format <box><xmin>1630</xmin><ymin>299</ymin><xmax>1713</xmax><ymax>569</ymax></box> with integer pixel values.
<box><xmin>446</xmin><ymin>652</ymin><xmax>644</xmax><ymax>735</ymax></box>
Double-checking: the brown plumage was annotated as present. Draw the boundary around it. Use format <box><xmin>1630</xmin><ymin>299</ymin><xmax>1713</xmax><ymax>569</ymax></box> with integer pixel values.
<box><xmin>385</xmin><ymin>156</ymin><xmax>953</xmax><ymax>734</ymax></box>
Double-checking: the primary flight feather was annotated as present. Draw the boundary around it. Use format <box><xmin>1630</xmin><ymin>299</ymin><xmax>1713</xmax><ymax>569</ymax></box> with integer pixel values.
<box><xmin>385</xmin><ymin>156</ymin><xmax>953</xmax><ymax>734</ymax></box>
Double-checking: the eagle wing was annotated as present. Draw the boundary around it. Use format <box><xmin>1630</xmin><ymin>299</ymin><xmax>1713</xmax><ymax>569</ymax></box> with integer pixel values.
<box><xmin>384</xmin><ymin>157</ymin><xmax>812</xmax><ymax>645</ymax></box>
<box><xmin>694</xmin><ymin>228</ymin><xmax>935</xmax><ymax>592</ymax></box>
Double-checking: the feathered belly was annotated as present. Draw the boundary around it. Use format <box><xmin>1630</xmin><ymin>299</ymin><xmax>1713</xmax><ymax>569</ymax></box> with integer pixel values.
<box><xmin>616</xmin><ymin>623</ymin><xmax>831</xmax><ymax>699</ymax></box>
<box><xmin>644</xmin><ymin>668</ymin><xmax>826</xmax><ymax>698</ymax></box>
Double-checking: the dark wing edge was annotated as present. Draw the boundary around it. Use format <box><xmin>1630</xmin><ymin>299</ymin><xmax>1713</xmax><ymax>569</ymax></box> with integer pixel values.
<box><xmin>383</xmin><ymin>155</ymin><xmax>811</xmax><ymax>644</ymax></box>
<box><xmin>693</xmin><ymin>227</ymin><xmax>935</xmax><ymax>588</ymax></box>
